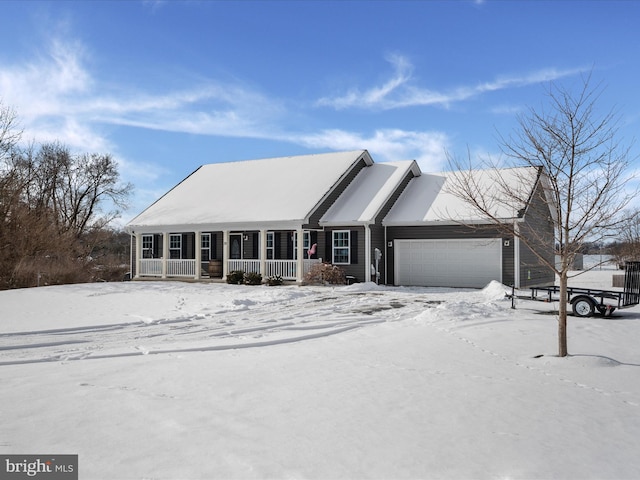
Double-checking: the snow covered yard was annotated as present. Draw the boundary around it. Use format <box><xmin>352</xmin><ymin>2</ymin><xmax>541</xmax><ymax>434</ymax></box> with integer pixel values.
<box><xmin>1</xmin><ymin>267</ymin><xmax>640</xmax><ymax>479</ymax></box>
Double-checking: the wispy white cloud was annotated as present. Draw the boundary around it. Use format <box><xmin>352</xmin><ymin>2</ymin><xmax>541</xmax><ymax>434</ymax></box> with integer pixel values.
<box><xmin>317</xmin><ymin>55</ymin><xmax>588</xmax><ymax>111</ymax></box>
<box><xmin>0</xmin><ymin>35</ymin><xmax>285</xmax><ymax>155</ymax></box>
<box><xmin>318</xmin><ymin>53</ymin><xmax>414</xmax><ymax>110</ymax></box>
<box><xmin>489</xmin><ymin>104</ymin><xmax>523</xmax><ymax>116</ymax></box>
<box><xmin>295</xmin><ymin>128</ymin><xmax>451</xmax><ymax>172</ymax></box>
<box><xmin>1</xmin><ymin>35</ymin><xmax>547</xmax><ymax>188</ymax></box>
<box><xmin>93</xmin><ymin>84</ymin><xmax>285</xmax><ymax>139</ymax></box>
<box><xmin>0</xmin><ymin>39</ymin><xmax>90</xmax><ymax>118</ymax></box>
<box><xmin>0</xmin><ymin>37</ymin><xmax>102</xmax><ymax>151</ymax></box>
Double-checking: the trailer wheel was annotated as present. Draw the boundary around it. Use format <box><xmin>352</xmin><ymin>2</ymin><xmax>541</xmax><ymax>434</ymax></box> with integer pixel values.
<box><xmin>572</xmin><ymin>296</ymin><xmax>595</xmax><ymax>317</ymax></box>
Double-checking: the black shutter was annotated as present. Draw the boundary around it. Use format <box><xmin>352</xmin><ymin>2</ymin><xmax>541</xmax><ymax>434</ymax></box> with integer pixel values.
<box><xmin>274</xmin><ymin>232</ymin><xmax>281</xmax><ymax>259</ymax></box>
<box><xmin>286</xmin><ymin>232</ymin><xmax>293</xmax><ymax>260</ymax></box>
<box><xmin>252</xmin><ymin>232</ymin><xmax>259</xmax><ymax>259</ymax></box>
<box><xmin>350</xmin><ymin>230</ymin><xmax>358</xmax><ymax>264</ymax></box>
<box><xmin>183</xmin><ymin>233</ymin><xmax>191</xmax><ymax>259</ymax></box>
<box><xmin>154</xmin><ymin>234</ymin><xmax>161</xmax><ymax>258</ymax></box>
<box><xmin>325</xmin><ymin>230</ymin><xmax>333</xmax><ymax>263</ymax></box>
<box><xmin>211</xmin><ymin>233</ymin><xmax>217</xmax><ymax>260</ymax></box>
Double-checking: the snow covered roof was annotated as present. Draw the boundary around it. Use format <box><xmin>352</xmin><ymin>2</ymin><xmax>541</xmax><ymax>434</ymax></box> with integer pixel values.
<box><xmin>383</xmin><ymin>166</ymin><xmax>542</xmax><ymax>226</ymax></box>
<box><xmin>127</xmin><ymin>150</ymin><xmax>372</xmax><ymax>232</ymax></box>
<box><xmin>127</xmin><ymin>149</ymin><xmax>547</xmax><ymax>233</ymax></box>
<box><xmin>320</xmin><ymin>160</ymin><xmax>421</xmax><ymax>226</ymax></box>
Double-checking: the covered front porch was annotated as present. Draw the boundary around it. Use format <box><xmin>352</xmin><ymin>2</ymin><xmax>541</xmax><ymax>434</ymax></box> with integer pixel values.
<box><xmin>132</xmin><ymin>229</ymin><xmax>321</xmax><ymax>283</ymax></box>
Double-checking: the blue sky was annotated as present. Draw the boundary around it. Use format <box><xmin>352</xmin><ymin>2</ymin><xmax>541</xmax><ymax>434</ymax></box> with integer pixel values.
<box><xmin>1</xmin><ymin>1</ymin><xmax>640</xmax><ymax>223</ymax></box>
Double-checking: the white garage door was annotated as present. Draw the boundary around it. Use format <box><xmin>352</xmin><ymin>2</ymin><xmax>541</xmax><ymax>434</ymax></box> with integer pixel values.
<box><xmin>394</xmin><ymin>239</ymin><xmax>502</xmax><ymax>288</ymax></box>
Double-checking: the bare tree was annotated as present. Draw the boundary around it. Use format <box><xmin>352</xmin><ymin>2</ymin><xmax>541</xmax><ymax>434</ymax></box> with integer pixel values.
<box><xmin>447</xmin><ymin>75</ymin><xmax>637</xmax><ymax>357</ymax></box>
<box><xmin>0</xmin><ymin>102</ymin><xmax>23</xmax><ymax>237</ymax></box>
<box><xmin>0</xmin><ymin>101</ymin><xmax>21</xmax><ymax>159</ymax></box>
<box><xmin>26</xmin><ymin>143</ymin><xmax>131</xmax><ymax>238</ymax></box>
<box><xmin>0</xmin><ymin>109</ymin><xmax>133</xmax><ymax>287</ymax></box>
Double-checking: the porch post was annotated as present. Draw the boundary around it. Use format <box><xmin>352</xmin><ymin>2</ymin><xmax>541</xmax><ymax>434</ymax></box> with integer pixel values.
<box><xmin>134</xmin><ymin>233</ymin><xmax>142</xmax><ymax>279</ymax></box>
<box><xmin>365</xmin><ymin>224</ymin><xmax>372</xmax><ymax>283</ymax></box>
<box><xmin>296</xmin><ymin>227</ymin><xmax>304</xmax><ymax>284</ymax></box>
<box><xmin>222</xmin><ymin>230</ymin><xmax>230</xmax><ymax>280</ymax></box>
<box><xmin>162</xmin><ymin>232</ymin><xmax>169</xmax><ymax>278</ymax></box>
<box><xmin>260</xmin><ymin>229</ymin><xmax>267</xmax><ymax>280</ymax></box>
<box><xmin>195</xmin><ymin>231</ymin><xmax>201</xmax><ymax>280</ymax></box>
<box><xmin>514</xmin><ymin>222</ymin><xmax>521</xmax><ymax>288</ymax></box>
<box><xmin>383</xmin><ymin>226</ymin><xmax>388</xmax><ymax>285</ymax></box>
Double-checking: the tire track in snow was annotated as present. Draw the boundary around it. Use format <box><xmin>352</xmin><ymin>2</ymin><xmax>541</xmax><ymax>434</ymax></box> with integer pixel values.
<box><xmin>0</xmin><ymin>324</ymin><xmax>364</xmax><ymax>366</ymax></box>
<box><xmin>0</xmin><ymin>289</ymin><xmax>419</xmax><ymax>366</ymax></box>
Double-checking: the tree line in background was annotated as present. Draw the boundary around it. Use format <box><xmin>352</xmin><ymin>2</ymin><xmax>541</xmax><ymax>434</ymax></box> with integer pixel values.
<box><xmin>0</xmin><ymin>102</ymin><xmax>132</xmax><ymax>289</ymax></box>
<box><xmin>595</xmin><ymin>214</ymin><xmax>640</xmax><ymax>268</ymax></box>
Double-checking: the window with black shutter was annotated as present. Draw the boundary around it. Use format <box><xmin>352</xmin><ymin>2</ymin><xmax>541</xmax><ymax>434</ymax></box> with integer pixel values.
<box><xmin>142</xmin><ymin>234</ymin><xmax>154</xmax><ymax>259</ymax></box>
<box><xmin>169</xmin><ymin>234</ymin><xmax>181</xmax><ymax>259</ymax></box>
<box><xmin>201</xmin><ymin>233</ymin><xmax>211</xmax><ymax>261</ymax></box>
<box><xmin>332</xmin><ymin>230</ymin><xmax>350</xmax><ymax>264</ymax></box>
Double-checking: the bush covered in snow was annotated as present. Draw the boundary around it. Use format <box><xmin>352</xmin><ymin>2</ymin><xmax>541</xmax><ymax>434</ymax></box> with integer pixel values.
<box><xmin>244</xmin><ymin>272</ymin><xmax>263</xmax><ymax>285</ymax></box>
<box><xmin>266</xmin><ymin>275</ymin><xmax>284</xmax><ymax>286</ymax></box>
<box><xmin>226</xmin><ymin>270</ymin><xmax>245</xmax><ymax>284</ymax></box>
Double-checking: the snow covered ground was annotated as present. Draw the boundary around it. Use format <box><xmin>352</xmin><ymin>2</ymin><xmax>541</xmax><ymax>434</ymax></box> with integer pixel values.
<box><xmin>1</xmin><ymin>258</ymin><xmax>639</xmax><ymax>479</ymax></box>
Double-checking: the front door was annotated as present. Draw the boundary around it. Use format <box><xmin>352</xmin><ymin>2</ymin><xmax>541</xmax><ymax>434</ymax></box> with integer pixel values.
<box><xmin>230</xmin><ymin>234</ymin><xmax>243</xmax><ymax>259</ymax></box>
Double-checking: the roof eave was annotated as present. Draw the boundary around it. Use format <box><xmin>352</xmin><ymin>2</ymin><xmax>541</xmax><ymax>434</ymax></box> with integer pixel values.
<box><xmin>382</xmin><ymin>217</ymin><xmax>523</xmax><ymax>227</ymax></box>
<box><xmin>126</xmin><ymin>219</ymin><xmax>307</xmax><ymax>234</ymax></box>
<box><xmin>319</xmin><ymin>220</ymin><xmax>372</xmax><ymax>228</ymax></box>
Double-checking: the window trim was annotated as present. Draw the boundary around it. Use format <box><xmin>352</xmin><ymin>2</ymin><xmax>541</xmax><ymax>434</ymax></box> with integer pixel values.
<box><xmin>201</xmin><ymin>233</ymin><xmax>211</xmax><ymax>262</ymax></box>
<box><xmin>332</xmin><ymin>230</ymin><xmax>350</xmax><ymax>265</ymax></box>
<box><xmin>142</xmin><ymin>234</ymin><xmax>154</xmax><ymax>259</ymax></box>
<box><xmin>293</xmin><ymin>231</ymin><xmax>311</xmax><ymax>260</ymax></box>
<box><xmin>169</xmin><ymin>234</ymin><xmax>182</xmax><ymax>259</ymax></box>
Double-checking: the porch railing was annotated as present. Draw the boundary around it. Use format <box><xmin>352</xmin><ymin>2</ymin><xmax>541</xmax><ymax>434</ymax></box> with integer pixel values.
<box><xmin>138</xmin><ymin>259</ymin><xmax>196</xmax><ymax>277</ymax></box>
<box><xmin>266</xmin><ymin>260</ymin><xmax>296</xmax><ymax>279</ymax></box>
<box><xmin>167</xmin><ymin>259</ymin><xmax>196</xmax><ymax>277</ymax></box>
<box><xmin>228</xmin><ymin>258</ymin><xmax>321</xmax><ymax>280</ymax></box>
<box><xmin>228</xmin><ymin>259</ymin><xmax>261</xmax><ymax>274</ymax></box>
<box><xmin>139</xmin><ymin>258</ymin><xmax>321</xmax><ymax>281</ymax></box>
<box><xmin>139</xmin><ymin>259</ymin><xmax>162</xmax><ymax>277</ymax></box>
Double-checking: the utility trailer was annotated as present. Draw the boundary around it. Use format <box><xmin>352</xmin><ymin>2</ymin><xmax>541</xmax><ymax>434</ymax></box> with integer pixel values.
<box><xmin>511</xmin><ymin>261</ymin><xmax>640</xmax><ymax>318</ymax></box>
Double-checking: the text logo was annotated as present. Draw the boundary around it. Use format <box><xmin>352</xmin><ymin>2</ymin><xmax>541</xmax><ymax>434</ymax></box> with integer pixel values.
<box><xmin>0</xmin><ymin>455</ymin><xmax>77</xmax><ymax>480</ymax></box>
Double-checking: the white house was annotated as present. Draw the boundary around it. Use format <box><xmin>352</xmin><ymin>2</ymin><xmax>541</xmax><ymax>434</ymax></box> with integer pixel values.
<box><xmin>126</xmin><ymin>150</ymin><xmax>555</xmax><ymax>288</ymax></box>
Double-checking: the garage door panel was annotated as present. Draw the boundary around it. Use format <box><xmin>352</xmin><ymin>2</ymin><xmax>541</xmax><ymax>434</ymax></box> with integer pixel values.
<box><xmin>395</xmin><ymin>239</ymin><xmax>502</xmax><ymax>288</ymax></box>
